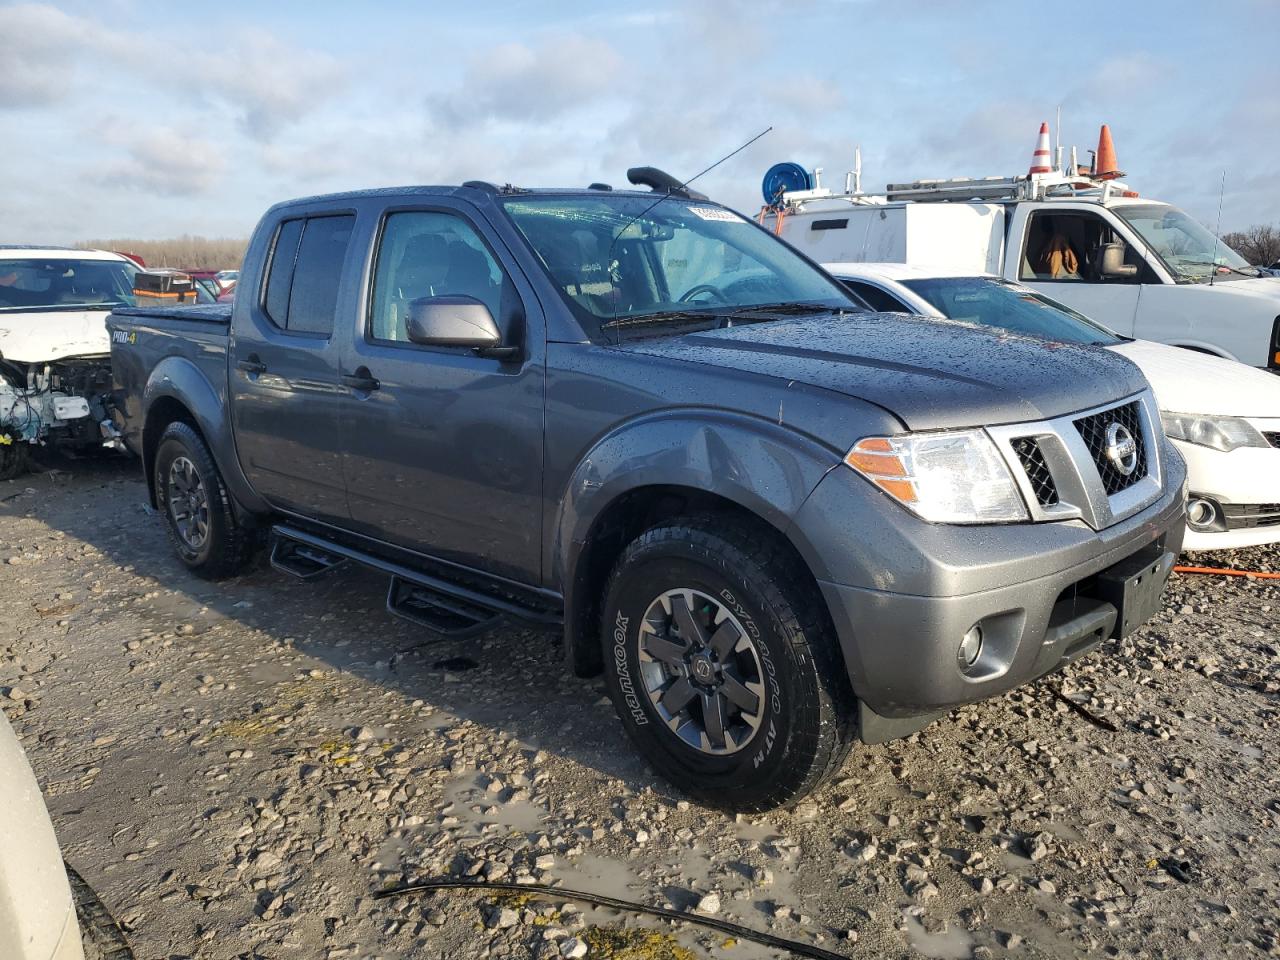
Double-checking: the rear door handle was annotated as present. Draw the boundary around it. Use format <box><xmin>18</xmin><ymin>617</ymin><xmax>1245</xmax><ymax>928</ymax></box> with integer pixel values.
<box><xmin>237</xmin><ymin>358</ymin><xmax>267</xmax><ymax>375</ymax></box>
<box><xmin>341</xmin><ymin>371</ymin><xmax>380</xmax><ymax>392</ymax></box>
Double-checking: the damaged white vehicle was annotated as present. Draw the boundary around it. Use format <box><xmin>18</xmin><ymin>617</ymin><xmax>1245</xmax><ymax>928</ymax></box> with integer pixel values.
<box><xmin>0</xmin><ymin>247</ymin><xmax>137</xmax><ymax>479</ymax></box>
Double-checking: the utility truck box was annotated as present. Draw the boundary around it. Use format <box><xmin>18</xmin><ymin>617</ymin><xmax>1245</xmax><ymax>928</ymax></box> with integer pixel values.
<box><xmin>764</xmin><ymin>125</ymin><xmax>1280</xmax><ymax>371</ymax></box>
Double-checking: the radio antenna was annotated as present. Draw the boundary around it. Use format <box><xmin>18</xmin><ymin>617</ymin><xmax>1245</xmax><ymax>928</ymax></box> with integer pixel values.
<box><xmin>682</xmin><ymin>126</ymin><xmax>773</xmax><ymax>193</ymax></box>
<box><xmin>1209</xmin><ymin>169</ymin><xmax>1226</xmax><ymax>286</ymax></box>
<box><xmin>617</xmin><ymin>126</ymin><xmax>774</xmax><ymax>238</ymax></box>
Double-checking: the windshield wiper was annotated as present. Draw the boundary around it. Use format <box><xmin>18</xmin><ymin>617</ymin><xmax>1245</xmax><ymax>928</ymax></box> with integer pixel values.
<box><xmin>600</xmin><ymin>309</ymin><xmax>727</xmax><ymax>332</ymax></box>
<box><xmin>725</xmin><ymin>301</ymin><xmax>847</xmax><ymax>317</ymax></box>
<box><xmin>1171</xmin><ymin>260</ymin><xmax>1259</xmax><ymax>280</ymax></box>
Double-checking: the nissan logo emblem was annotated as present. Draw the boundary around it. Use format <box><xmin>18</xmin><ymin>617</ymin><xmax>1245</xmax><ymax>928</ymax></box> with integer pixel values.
<box><xmin>1104</xmin><ymin>423</ymin><xmax>1139</xmax><ymax>476</ymax></box>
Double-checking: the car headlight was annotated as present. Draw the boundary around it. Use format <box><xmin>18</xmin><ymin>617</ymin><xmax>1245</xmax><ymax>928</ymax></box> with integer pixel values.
<box><xmin>1160</xmin><ymin>412</ymin><xmax>1269</xmax><ymax>452</ymax></box>
<box><xmin>844</xmin><ymin>430</ymin><xmax>1028</xmax><ymax>523</ymax></box>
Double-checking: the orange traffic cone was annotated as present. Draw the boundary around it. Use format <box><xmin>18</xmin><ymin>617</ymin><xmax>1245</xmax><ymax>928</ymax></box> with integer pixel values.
<box><xmin>1028</xmin><ymin>122</ymin><xmax>1053</xmax><ymax>175</ymax></box>
<box><xmin>1094</xmin><ymin>124</ymin><xmax>1123</xmax><ymax>180</ymax></box>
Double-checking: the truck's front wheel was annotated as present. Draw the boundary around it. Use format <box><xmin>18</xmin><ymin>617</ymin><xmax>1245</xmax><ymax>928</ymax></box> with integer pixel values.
<box><xmin>601</xmin><ymin>518</ymin><xmax>856</xmax><ymax>811</ymax></box>
<box><xmin>154</xmin><ymin>421</ymin><xmax>257</xmax><ymax>579</ymax></box>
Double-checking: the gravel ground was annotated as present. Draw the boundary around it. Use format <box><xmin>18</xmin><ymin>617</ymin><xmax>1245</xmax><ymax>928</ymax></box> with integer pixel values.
<box><xmin>2</xmin><ymin>456</ymin><xmax>1279</xmax><ymax>960</ymax></box>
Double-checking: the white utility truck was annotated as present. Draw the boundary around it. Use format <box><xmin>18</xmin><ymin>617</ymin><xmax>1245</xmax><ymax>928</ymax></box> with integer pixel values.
<box><xmin>761</xmin><ymin>125</ymin><xmax>1280</xmax><ymax>371</ymax></box>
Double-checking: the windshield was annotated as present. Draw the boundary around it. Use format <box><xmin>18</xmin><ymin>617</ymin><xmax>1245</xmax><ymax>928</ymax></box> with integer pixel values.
<box><xmin>0</xmin><ymin>257</ymin><xmax>140</xmax><ymax>311</ymax></box>
<box><xmin>1113</xmin><ymin>204</ymin><xmax>1257</xmax><ymax>282</ymax></box>
<box><xmin>501</xmin><ymin>194</ymin><xmax>857</xmax><ymax>341</ymax></box>
<box><xmin>901</xmin><ymin>276</ymin><xmax>1123</xmax><ymax>346</ymax></box>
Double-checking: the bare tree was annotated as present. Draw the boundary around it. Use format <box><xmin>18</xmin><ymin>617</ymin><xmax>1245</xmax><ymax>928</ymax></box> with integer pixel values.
<box><xmin>76</xmin><ymin>235</ymin><xmax>248</xmax><ymax>271</ymax></box>
<box><xmin>1221</xmin><ymin>225</ymin><xmax>1280</xmax><ymax>267</ymax></box>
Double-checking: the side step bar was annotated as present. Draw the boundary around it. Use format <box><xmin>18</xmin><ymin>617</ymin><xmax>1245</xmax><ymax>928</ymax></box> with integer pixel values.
<box><xmin>271</xmin><ymin>537</ymin><xmax>349</xmax><ymax>580</ymax></box>
<box><xmin>270</xmin><ymin>524</ymin><xmax>561</xmax><ymax>636</ymax></box>
<box><xmin>386</xmin><ymin>576</ymin><xmax>499</xmax><ymax>637</ymax></box>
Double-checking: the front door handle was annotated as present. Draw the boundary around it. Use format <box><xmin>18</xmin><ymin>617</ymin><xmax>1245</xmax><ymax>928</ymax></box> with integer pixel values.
<box><xmin>237</xmin><ymin>357</ymin><xmax>267</xmax><ymax>375</ymax></box>
<box><xmin>341</xmin><ymin>370</ymin><xmax>380</xmax><ymax>393</ymax></box>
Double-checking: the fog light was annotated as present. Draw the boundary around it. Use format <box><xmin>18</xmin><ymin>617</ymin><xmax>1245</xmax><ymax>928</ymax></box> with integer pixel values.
<box><xmin>1186</xmin><ymin>498</ymin><xmax>1217</xmax><ymax>530</ymax></box>
<box><xmin>958</xmin><ymin>625</ymin><xmax>983</xmax><ymax>669</ymax></box>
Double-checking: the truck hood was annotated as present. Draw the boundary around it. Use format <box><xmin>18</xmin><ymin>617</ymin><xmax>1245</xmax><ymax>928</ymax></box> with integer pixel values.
<box><xmin>615</xmin><ymin>313</ymin><xmax>1148</xmax><ymax>430</ymax></box>
<box><xmin>0</xmin><ymin>308</ymin><xmax>112</xmax><ymax>364</ymax></box>
<box><xmin>1109</xmin><ymin>339</ymin><xmax>1280</xmax><ymax>418</ymax></box>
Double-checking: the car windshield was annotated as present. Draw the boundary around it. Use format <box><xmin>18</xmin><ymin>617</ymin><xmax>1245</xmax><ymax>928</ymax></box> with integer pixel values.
<box><xmin>901</xmin><ymin>276</ymin><xmax>1123</xmax><ymax>346</ymax></box>
<box><xmin>1113</xmin><ymin>204</ymin><xmax>1258</xmax><ymax>283</ymax></box>
<box><xmin>0</xmin><ymin>257</ymin><xmax>139</xmax><ymax>311</ymax></box>
<box><xmin>501</xmin><ymin>194</ymin><xmax>857</xmax><ymax>341</ymax></box>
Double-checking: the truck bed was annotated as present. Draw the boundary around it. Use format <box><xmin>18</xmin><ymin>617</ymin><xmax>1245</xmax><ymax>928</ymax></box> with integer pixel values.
<box><xmin>107</xmin><ymin>305</ymin><xmax>231</xmax><ymax>459</ymax></box>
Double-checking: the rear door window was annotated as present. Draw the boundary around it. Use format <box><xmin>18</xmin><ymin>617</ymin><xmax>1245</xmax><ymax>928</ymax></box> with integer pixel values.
<box><xmin>261</xmin><ymin>214</ymin><xmax>353</xmax><ymax>335</ymax></box>
<box><xmin>263</xmin><ymin>218</ymin><xmax>303</xmax><ymax>328</ymax></box>
<box><xmin>287</xmin><ymin>216</ymin><xmax>354</xmax><ymax>336</ymax></box>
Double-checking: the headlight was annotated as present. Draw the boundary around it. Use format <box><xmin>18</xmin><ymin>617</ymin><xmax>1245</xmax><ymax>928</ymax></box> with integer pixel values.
<box><xmin>1160</xmin><ymin>412</ymin><xmax>1268</xmax><ymax>452</ymax></box>
<box><xmin>844</xmin><ymin>430</ymin><xmax>1028</xmax><ymax>523</ymax></box>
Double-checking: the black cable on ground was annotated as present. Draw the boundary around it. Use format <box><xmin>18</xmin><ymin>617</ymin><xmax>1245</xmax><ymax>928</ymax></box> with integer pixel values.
<box><xmin>374</xmin><ymin>878</ymin><xmax>851</xmax><ymax>960</ymax></box>
<box><xmin>1050</xmin><ymin>685</ymin><xmax>1118</xmax><ymax>732</ymax></box>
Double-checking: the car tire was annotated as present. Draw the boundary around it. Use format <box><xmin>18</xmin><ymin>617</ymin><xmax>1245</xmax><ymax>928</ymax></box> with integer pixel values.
<box><xmin>153</xmin><ymin>421</ymin><xmax>258</xmax><ymax>579</ymax></box>
<box><xmin>601</xmin><ymin>516</ymin><xmax>856</xmax><ymax>811</ymax></box>
<box><xmin>0</xmin><ymin>438</ymin><xmax>29</xmax><ymax>481</ymax></box>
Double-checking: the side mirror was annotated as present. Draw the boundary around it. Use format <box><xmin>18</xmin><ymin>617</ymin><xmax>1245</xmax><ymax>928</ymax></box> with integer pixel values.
<box><xmin>1098</xmin><ymin>242</ymin><xmax>1138</xmax><ymax>279</ymax></box>
<box><xmin>406</xmin><ymin>295</ymin><xmax>502</xmax><ymax>347</ymax></box>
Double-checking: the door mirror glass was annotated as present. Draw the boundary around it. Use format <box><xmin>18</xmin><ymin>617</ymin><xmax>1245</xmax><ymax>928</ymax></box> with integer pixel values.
<box><xmin>406</xmin><ymin>295</ymin><xmax>502</xmax><ymax>347</ymax></box>
<box><xmin>1097</xmin><ymin>241</ymin><xmax>1138</xmax><ymax>279</ymax></box>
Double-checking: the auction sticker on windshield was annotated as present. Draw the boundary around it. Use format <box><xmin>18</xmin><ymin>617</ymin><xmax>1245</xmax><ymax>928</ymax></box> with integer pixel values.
<box><xmin>686</xmin><ymin>206</ymin><xmax>745</xmax><ymax>223</ymax></box>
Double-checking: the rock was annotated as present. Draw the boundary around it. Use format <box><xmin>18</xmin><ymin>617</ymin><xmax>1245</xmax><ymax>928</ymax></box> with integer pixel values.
<box><xmin>560</xmin><ymin>937</ymin><xmax>588</xmax><ymax>959</ymax></box>
<box><xmin>695</xmin><ymin>892</ymin><xmax>722</xmax><ymax>915</ymax></box>
<box><xmin>851</xmin><ymin>843</ymin><xmax>877</xmax><ymax>863</ymax></box>
<box><xmin>487</xmin><ymin>907</ymin><xmax>519</xmax><ymax>929</ymax></box>
<box><xmin>1024</xmin><ymin>833</ymin><xmax>1052</xmax><ymax>862</ymax></box>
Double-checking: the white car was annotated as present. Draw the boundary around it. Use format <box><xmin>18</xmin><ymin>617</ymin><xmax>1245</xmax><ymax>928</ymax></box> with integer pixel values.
<box><xmin>828</xmin><ymin>262</ymin><xmax>1280</xmax><ymax>551</ymax></box>
<box><xmin>0</xmin><ymin>710</ymin><xmax>85</xmax><ymax>960</ymax></box>
<box><xmin>0</xmin><ymin>247</ymin><xmax>138</xmax><ymax>478</ymax></box>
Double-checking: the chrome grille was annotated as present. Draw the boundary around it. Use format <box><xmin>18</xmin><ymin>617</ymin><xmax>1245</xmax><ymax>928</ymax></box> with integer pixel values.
<box><xmin>1265</xmin><ymin>432</ymin><xmax>1280</xmax><ymax>449</ymax></box>
<box><xmin>1073</xmin><ymin>401</ymin><xmax>1147</xmax><ymax>495</ymax></box>
<box><xmin>1011</xmin><ymin>437</ymin><xmax>1059</xmax><ymax>506</ymax></box>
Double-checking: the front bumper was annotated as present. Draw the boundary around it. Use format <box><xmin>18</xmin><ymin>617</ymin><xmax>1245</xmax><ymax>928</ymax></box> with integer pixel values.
<box><xmin>791</xmin><ymin>456</ymin><xmax>1186</xmax><ymax>739</ymax></box>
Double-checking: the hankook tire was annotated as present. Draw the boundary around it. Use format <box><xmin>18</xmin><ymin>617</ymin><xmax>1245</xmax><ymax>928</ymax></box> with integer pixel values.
<box><xmin>601</xmin><ymin>516</ymin><xmax>856</xmax><ymax>811</ymax></box>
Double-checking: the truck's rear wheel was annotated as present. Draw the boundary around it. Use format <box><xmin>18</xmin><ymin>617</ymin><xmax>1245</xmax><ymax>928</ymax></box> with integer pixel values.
<box><xmin>601</xmin><ymin>517</ymin><xmax>856</xmax><ymax>811</ymax></box>
<box><xmin>154</xmin><ymin>421</ymin><xmax>257</xmax><ymax>579</ymax></box>
<box><xmin>0</xmin><ymin>438</ymin><xmax>29</xmax><ymax>480</ymax></box>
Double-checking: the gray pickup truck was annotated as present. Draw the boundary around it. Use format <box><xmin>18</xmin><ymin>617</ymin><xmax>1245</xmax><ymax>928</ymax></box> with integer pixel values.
<box><xmin>108</xmin><ymin>173</ymin><xmax>1186</xmax><ymax>809</ymax></box>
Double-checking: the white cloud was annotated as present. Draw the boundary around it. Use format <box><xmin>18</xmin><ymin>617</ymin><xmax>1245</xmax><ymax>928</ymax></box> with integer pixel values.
<box><xmin>182</xmin><ymin>31</ymin><xmax>347</xmax><ymax>139</ymax></box>
<box><xmin>99</xmin><ymin>127</ymin><xmax>227</xmax><ymax>195</ymax></box>
<box><xmin>428</xmin><ymin>33</ymin><xmax>623</xmax><ymax>129</ymax></box>
<box><xmin>0</xmin><ymin>3</ymin><xmax>115</xmax><ymax>107</ymax></box>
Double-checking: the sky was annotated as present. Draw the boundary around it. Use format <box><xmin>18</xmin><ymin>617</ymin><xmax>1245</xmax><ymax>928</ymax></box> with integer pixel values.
<box><xmin>3</xmin><ymin>0</ymin><xmax>1278</xmax><ymax>243</ymax></box>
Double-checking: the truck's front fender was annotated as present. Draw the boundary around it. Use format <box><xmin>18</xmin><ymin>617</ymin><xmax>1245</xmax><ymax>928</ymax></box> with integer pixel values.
<box><xmin>550</xmin><ymin>409</ymin><xmax>845</xmax><ymax>674</ymax></box>
<box><xmin>553</xmin><ymin>410</ymin><xmax>840</xmax><ymax>576</ymax></box>
<box><xmin>142</xmin><ymin>357</ymin><xmax>269</xmax><ymax>515</ymax></box>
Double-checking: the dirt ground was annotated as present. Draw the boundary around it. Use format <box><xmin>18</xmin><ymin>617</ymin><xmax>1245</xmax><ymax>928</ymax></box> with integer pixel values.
<box><xmin>2</xmin><ymin>456</ymin><xmax>1279</xmax><ymax>960</ymax></box>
